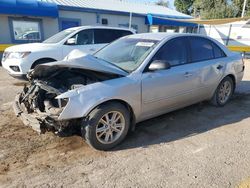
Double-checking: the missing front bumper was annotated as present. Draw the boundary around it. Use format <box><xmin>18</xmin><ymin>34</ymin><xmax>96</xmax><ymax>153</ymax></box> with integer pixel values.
<box><xmin>13</xmin><ymin>93</ymin><xmax>75</xmax><ymax>134</ymax></box>
<box><xmin>13</xmin><ymin>94</ymin><xmax>44</xmax><ymax>133</ymax></box>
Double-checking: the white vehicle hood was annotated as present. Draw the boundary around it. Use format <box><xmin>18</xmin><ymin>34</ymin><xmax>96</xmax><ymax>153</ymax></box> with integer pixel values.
<box><xmin>5</xmin><ymin>43</ymin><xmax>56</xmax><ymax>52</ymax></box>
<box><xmin>30</xmin><ymin>54</ymin><xmax>128</xmax><ymax>78</ymax></box>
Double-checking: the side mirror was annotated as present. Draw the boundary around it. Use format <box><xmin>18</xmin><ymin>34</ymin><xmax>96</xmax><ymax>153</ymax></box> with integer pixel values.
<box><xmin>148</xmin><ymin>60</ymin><xmax>171</xmax><ymax>71</ymax></box>
<box><xmin>66</xmin><ymin>38</ymin><xmax>76</xmax><ymax>45</ymax></box>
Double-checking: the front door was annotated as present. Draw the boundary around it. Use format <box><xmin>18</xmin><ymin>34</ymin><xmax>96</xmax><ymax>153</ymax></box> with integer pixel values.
<box><xmin>141</xmin><ymin>37</ymin><xmax>200</xmax><ymax>119</ymax></box>
<box><xmin>62</xmin><ymin>29</ymin><xmax>95</xmax><ymax>57</ymax></box>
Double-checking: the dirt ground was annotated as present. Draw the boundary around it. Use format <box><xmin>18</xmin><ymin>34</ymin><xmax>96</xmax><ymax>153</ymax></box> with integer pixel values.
<box><xmin>1</xmin><ymin>61</ymin><xmax>250</xmax><ymax>188</ymax></box>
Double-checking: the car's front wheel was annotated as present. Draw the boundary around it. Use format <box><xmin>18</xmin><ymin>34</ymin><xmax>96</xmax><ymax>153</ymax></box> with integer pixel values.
<box><xmin>82</xmin><ymin>102</ymin><xmax>130</xmax><ymax>150</ymax></box>
<box><xmin>211</xmin><ymin>76</ymin><xmax>234</xmax><ymax>106</ymax></box>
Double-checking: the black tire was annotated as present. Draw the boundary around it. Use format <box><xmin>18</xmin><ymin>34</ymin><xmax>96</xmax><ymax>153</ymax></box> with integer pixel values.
<box><xmin>31</xmin><ymin>58</ymin><xmax>56</xmax><ymax>69</ymax></box>
<box><xmin>211</xmin><ymin>76</ymin><xmax>234</xmax><ymax>107</ymax></box>
<box><xmin>82</xmin><ymin>102</ymin><xmax>130</xmax><ymax>150</ymax></box>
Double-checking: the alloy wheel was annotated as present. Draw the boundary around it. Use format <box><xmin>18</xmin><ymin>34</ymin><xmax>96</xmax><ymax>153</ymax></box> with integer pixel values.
<box><xmin>96</xmin><ymin>111</ymin><xmax>125</xmax><ymax>144</ymax></box>
<box><xmin>218</xmin><ymin>80</ymin><xmax>232</xmax><ymax>104</ymax></box>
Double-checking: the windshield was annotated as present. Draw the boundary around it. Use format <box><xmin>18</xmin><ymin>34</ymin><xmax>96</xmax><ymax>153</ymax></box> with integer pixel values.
<box><xmin>43</xmin><ymin>29</ymin><xmax>77</xmax><ymax>44</ymax></box>
<box><xmin>94</xmin><ymin>38</ymin><xmax>159</xmax><ymax>72</ymax></box>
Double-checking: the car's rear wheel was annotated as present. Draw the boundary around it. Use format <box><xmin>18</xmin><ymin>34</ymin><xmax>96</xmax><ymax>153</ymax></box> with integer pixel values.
<box><xmin>82</xmin><ymin>102</ymin><xmax>130</xmax><ymax>150</ymax></box>
<box><xmin>211</xmin><ymin>76</ymin><xmax>234</xmax><ymax>106</ymax></box>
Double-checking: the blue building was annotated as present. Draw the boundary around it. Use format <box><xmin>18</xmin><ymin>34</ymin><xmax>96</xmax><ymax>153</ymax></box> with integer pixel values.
<box><xmin>0</xmin><ymin>0</ymin><xmax>194</xmax><ymax>54</ymax></box>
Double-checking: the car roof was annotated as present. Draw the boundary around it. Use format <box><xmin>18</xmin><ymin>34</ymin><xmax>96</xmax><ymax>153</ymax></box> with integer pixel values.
<box><xmin>126</xmin><ymin>32</ymin><xmax>232</xmax><ymax>56</ymax></box>
<box><xmin>65</xmin><ymin>25</ymin><xmax>136</xmax><ymax>33</ymax></box>
<box><xmin>126</xmin><ymin>32</ymin><xmax>213</xmax><ymax>41</ymax></box>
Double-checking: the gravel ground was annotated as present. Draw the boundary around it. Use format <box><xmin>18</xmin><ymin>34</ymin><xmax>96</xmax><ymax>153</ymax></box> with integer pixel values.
<box><xmin>0</xmin><ymin>61</ymin><xmax>250</xmax><ymax>188</ymax></box>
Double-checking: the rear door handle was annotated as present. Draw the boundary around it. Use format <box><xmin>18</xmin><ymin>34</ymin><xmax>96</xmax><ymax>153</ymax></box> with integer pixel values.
<box><xmin>184</xmin><ymin>72</ymin><xmax>193</xmax><ymax>77</ymax></box>
<box><xmin>90</xmin><ymin>48</ymin><xmax>96</xmax><ymax>51</ymax></box>
<box><xmin>217</xmin><ymin>65</ymin><xmax>223</xmax><ymax>70</ymax></box>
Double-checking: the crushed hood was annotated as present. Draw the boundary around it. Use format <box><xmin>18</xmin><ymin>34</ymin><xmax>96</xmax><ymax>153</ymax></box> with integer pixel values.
<box><xmin>30</xmin><ymin>54</ymin><xmax>128</xmax><ymax>79</ymax></box>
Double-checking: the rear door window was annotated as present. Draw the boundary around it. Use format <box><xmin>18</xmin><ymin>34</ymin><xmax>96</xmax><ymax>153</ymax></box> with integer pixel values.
<box><xmin>212</xmin><ymin>43</ymin><xmax>226</xmax><ymax>58</ymax></box>
<box><xmin>94</xmin><ymin>29</ymin><xmax>133</xmax><ymax>44</ymax></box>
<box><xmin>189</xmin><ymin>37</ymin><xmax>214</xmax><ymax>62</ymax></box>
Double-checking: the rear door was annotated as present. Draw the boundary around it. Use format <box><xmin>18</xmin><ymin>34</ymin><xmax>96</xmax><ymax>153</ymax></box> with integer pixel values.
<box><xmin>141</xmin><ymin>37</ymin><xmax>201</xmax><ymax>119</ymax></box>
<box><xmin>187</xmin><ymin>36</ymin><xmax>227</xmax><ymax>98</ymax></box>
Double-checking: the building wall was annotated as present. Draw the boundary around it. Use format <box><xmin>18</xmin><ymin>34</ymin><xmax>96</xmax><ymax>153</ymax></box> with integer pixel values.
<box><xmin>42</xmin><ymin>18</ymin><xmax>59</xmax><ymax>39</ymax></box>
<box><xmin>59</xmin><ymin>10</ymin><xmax>148</xmax><ymax>33</ymax></box>
<box><xmin>59</xmin><ymin>11</ymin><xmax>97</xmax><ymax>26</ymax></box>
<box><xmin>0</xmin><ymin>14</ymin><xmax>58</xmax><ymax>44</ymax></box>
<box><xmin>0</xmin><ymin>15</ymin><xmax>12</xmax><ymax>44</ymax></box>
<box><xmin>0</xmin><ymin>10</ymin><xmax>148</xmax><ymax>46</ymax></box>
<box><xmin>99</xmin><ymin>13</ymin><xmax>148</xmax><ymax>33</ymax></box>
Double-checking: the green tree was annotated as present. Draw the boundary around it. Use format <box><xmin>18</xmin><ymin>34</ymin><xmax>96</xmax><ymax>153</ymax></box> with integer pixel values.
<box><xmin>174</xmin><ymin>0</ymin><xmax>248</xmax><ymax>19</ymax></box>
<box><xmin>174</xmin><ymin>0</ymin><xmax>194</xmax><ymax>15</ymax></box>
<box><xmin>193</xmin><ymin>0</ymin><xmax>238</xmax><ymax>19</ymax></box>
<box><xmin>156</xmin><ymin>0</ymin><xmax>169</xmax><ymax>7</ymax></box>
<box><xmin>233</xmin><ymin>0</ymin><xmax>250</xmax><ymax>17</ymax></box>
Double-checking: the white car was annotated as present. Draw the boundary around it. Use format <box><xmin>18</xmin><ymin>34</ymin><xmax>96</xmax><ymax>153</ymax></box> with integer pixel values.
<box><xmin>2</xmin><ymin>26</ymin><xmax>134</xmax><ymax>79</ymax></box>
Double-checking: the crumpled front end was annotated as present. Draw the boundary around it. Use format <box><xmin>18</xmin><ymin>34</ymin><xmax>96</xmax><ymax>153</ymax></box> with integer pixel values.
<box><xmin>13</xmin><ymin>81</ymin><xmax>72</xmax><ymax>133</ymax></box>
<box><xmin>12</xmin><ymin>61</ymin><xmax>120</xmax><ymax>134</ymax></box>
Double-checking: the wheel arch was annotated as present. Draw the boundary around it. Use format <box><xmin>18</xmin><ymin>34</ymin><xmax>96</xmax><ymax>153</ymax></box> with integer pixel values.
<box><xmin>88</xmin><ymin>99</ymin><xmax>137</xmax><ymax>132</ymax></box>
<box><xmin>225</xmin><ymin>74</ymin><xmax>236</xmax><ymax>91</ymax></box>
<box><xmin>31</xmin><ymin>57</ymin><xmax>57</xmax><ymax>69</ymax></box>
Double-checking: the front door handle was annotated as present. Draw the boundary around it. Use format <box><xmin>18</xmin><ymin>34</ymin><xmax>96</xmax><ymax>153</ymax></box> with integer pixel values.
<box><xmin>184</xmin><ymin>72</ymin><xmax>193</xmax><ymax>77</ymax></box>
<box><xmin>90</xmin><ymin>48</ymin><xmax>96</xmax><ymax>51</ymax></box>
<box><xmin>217</xmin><ymin>65</ymin><xmax>223</xmax><ymax>70</ymax></box>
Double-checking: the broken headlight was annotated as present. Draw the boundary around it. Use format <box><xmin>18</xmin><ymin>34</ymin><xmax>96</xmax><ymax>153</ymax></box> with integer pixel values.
<box><xmin>57</xmin><ymin>98</ymin><xmax>68</xmax><ymax>108</ymax></box>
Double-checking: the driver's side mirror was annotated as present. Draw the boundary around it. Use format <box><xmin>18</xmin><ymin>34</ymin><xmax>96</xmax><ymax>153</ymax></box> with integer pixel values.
<box><xmin>65</xmin><ymin>38</ymin><xmax>76</xmax><ymax>45</ymax></box>
<box><xmin>148</xmin><ymin>60</ymin><xmax>171</xmax><ymax>71</ymax></box>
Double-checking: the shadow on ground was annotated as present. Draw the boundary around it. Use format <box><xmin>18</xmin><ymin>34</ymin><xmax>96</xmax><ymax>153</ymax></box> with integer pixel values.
<box><xmin>113</xmin><ymin>81</ymin><xmax>250</xmax><ymax>151</ymax></box>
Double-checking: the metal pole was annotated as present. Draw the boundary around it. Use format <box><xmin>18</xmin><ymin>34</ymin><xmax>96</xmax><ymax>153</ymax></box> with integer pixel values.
<box><xmin>242</xmin><ymin>0</ymin><xmax>247</xmax><ymax>18</ymax></box>
<box><xmin>226</xmin><ymin>24</ymin><xmax>232</xmax><ymax>46</ymax></box>
<box><xmin>208</xmin><ymin>25</ymin><xmax>212</xmax><ymax>36</ymax></box>
<box><xmin>129</xmin><ymin>12</ymin><xmax>132</xmax><ymax>29</ymax></box>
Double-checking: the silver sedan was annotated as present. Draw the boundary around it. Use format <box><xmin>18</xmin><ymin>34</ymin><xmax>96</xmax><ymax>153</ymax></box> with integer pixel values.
<box><xmin>14</xmin><ymin>33</ymin><xmax>245</xmax><ymax>150</ymax></box>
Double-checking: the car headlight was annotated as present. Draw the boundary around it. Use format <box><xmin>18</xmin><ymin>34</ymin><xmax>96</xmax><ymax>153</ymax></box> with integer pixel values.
<box><xmin>4</xmin><ymin>52</ymin><xmax>31</xmax><ymax>59</ymax></box>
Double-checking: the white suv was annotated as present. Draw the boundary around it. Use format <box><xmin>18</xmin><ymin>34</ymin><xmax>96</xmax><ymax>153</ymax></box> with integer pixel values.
<box><xmin>2</xmin><ymin>26</ymin><xmax>135</xmax><ymax>78</ymax></box>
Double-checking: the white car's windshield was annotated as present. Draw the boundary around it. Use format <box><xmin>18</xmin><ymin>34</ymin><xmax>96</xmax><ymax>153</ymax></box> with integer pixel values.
<box><xmin>43</xmin><ymin>29</ymin><xmax>77</xmax><ymax>44</ymax></box>
<box><xmin>94</xmin><ymin>38</ymin><xmax>159</xmax><ymax>72</ymax></box>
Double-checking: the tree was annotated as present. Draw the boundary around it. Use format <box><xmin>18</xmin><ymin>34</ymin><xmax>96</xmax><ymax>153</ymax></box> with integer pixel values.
<box><xmin>156</xmin><ymin>0</ymin><xmax>169</xmax><ymax>7</ymax></box>
<box><xmin>194</xmin><ymin>0</ymin><xmax>238</xmax><ymax>19</ymax></box>
<box><xmin>233</xmin><ymin>0</ymin><xmax>250</xmax><ymax>17</ymax></box>
<box><xmin>174</xmin><ymin>0</ymin><xmax>194</xmax><ymax>15</ymax></box>
<box><xmin>174</xmin><ymin>0</ymin><xmax>248</xmax><ymax>19</ymax></box>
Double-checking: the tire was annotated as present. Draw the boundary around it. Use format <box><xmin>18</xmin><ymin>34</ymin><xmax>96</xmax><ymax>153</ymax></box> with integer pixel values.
<box><xmin>211</xmin><ymin>76</ymin><xmax>234</xmax><ymax>107</ymax></box>
<box><xmin>31</xmin><ymin>59</ymin><xmax>56</xmax><ymax>69</ymax></box>
<box><xmin>82</xmin><ymin>102</ymin><xmax>130</xmax><ymax>150</ymax></box>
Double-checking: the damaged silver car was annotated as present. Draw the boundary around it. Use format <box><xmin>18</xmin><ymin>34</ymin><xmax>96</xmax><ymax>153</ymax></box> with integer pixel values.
<box><xmin>14</xmin><ymin>33</ymin><xmax>244</xmax><ymax>150</ymax></box>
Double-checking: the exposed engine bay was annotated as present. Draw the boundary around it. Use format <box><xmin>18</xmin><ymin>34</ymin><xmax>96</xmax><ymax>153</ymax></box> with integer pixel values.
<box><xmin>14</xmin><ymin>66</ymin><xmax>119</xmax><ymax>134</ymax></box>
